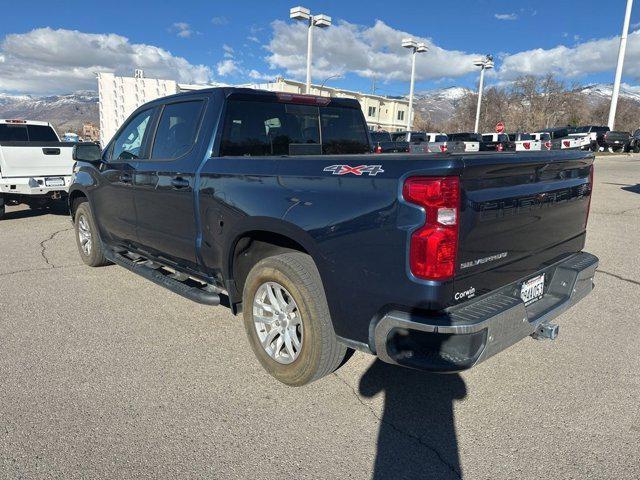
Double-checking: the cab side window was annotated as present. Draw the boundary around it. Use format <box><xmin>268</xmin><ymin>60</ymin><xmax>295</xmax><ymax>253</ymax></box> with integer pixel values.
<box><xmin>110</xmin><ymin>109</ymin><xmax>154</xmax><ymax>161</ymax></box>
<box><xmin>151</xmin><ymin>101</ymin><xmax>204</xmax><ymax>159</ymax></box>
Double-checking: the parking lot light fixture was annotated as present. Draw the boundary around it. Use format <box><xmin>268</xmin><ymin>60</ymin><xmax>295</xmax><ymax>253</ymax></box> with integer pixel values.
<box><xmin>402</xmin><ymin>39</ymin><xmax>428</xmax><ymax>131</ymax></box>
<box><xmin>290</xmin><ymin>6</ymin><xmax>332</xmax><ymax>94</ymax></box>
<box><xmin>473</xmin><ymin>54</ymin><xmax>494</xmax><ymax>133</ymax></box>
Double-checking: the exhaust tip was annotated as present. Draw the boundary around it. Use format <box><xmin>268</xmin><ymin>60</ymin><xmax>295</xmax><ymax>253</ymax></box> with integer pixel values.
<box><xmin>532</xmin><ymin>322</ymin><xmax>560</xmax><ymax>341</ymax></box>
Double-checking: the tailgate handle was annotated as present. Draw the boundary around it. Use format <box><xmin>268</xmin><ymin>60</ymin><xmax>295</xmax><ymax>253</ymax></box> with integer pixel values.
<box><xmin>171</xmin><ymin>177</ymin><xmax>190</xmax><ymax>189</ymax></box>
<box><xmin>42</xmin><ymin>148</ymin><xmax>61</xmax><ymax>155</ymax></box>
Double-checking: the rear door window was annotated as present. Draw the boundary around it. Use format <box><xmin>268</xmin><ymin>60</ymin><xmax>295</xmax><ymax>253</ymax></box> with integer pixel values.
<box><xmin>482</xmin><ymin>135</ymin><xmax>494</xmax><ymax>142</ymax></box>
<box><xmin>151</xmin><ymin>100</ymin><xmax>204</xmax><ymax>159</ymax></box>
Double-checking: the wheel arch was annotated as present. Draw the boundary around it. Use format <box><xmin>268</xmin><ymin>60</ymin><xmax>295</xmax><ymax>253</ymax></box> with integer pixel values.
<box><xmin>225</xmin><ymin>220</ymin><xmax>322</xmax><ymax>312</ymax></box>
<box><xmin>68</xmin><ymin>187</ymin><xmax>88</xmax><ymax>220</ymax></box>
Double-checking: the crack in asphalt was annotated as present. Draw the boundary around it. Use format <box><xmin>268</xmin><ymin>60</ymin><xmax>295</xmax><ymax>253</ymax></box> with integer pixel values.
<box><xmin>39</xmin><ymin>227</ymin><xmax>73</xmax><ymax>268</ymax></box>
<box><xmin>332</xmin><ymin>372</ymin><xmax>463</xmax><ymax>479</ymax></box>
<box><xmin>0</xmin><ymin>264</ymin><xmax>82</xmax><ymax>278</ymax></box>
<box><xmin>597</xmin><ymin>269</ymin><xmax>640</xmax><ymax>287</ymax></box>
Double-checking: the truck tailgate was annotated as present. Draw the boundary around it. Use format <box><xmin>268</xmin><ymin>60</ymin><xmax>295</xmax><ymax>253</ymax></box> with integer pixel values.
<box><xmin>0</xmin><ymin>143</ymin><xmax>75</xmax><ymax>177</ymax></box>
<box><xmin>454</xmin><ymin>151</ymin><xmax>593</xmax><ymax>299</ymax></box>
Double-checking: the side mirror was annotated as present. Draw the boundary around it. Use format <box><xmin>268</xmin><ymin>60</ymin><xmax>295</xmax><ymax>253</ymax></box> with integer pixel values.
<box><xmin>72</xmin><ymin>143</ymin><xmax>102</xmax><ymax>164</ymax></box>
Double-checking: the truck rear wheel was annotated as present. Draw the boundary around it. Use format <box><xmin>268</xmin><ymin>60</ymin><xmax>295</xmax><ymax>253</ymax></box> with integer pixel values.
<box><xmin>242</xmin><ymin>252</ymin><xmax>347</xmax><ymax>386</ymax></box>
<box><xmin>74</xmin><ymin>202</ymin><xmax>110</xmax><ymax>267</ymax></box>
<box><xmin>0</xmin><ymin>195</ymin><xmax>5</xmax><ymax>220</ymax></box>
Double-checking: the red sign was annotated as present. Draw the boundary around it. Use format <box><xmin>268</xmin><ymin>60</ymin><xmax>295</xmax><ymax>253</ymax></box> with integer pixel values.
<box><xmin>495</xmin><ymin>122</ymin><xmax>505</xmax><ymax>133</ymax></box>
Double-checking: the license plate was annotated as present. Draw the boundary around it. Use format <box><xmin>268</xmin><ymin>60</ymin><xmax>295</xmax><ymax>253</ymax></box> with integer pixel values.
<box><xmin>521</xmin><ymin>274</ymin><xmax>545</xmax><ymax>305</ymax></box>
<box><xmin>45</xmin><ymin>177</ymin><xmax>65</xmax><ymax>187</ymax></box>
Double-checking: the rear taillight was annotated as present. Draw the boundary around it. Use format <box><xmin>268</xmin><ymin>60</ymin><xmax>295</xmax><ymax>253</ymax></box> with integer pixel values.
<box><xmin>497</xmin><ymin>143</ymin><xmax>504</xmax><ymax>152</ymax></box>
<box><xmin>563</xmin><ymin>140</ymin><xmax>570</xmax><ymax>148</ymax></box>
<box><xmin>439</xmin><ymin>144</ymin><xmax>448</xmax><ymax>153</ymax></box>
<box><xmin>585</xmin><ymin>164</ymin><xmax>594</xmax><ymax>229</ymax></box>
<box><xmin>523</xmin><ymin>142</ymin><xmax>531</xmax><ymax>150</ymax></box>
<box><xmin>402</xmin><ymin>177</ymin><xmax>460</xmax><ymax>281</ymax></box>
<box><xmin>544</xmin><ymin>141</ymin><xmax>552</xmax><ymax>150</ymax></box>
<box><xmin>374</xmin><ymin>145</ymin><xmax>382</xmax><ymax>154</ymax></box>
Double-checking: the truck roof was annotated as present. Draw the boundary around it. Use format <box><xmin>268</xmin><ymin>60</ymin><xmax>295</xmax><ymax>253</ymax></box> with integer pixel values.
<box><xmin>141</xmin><ymin>87</ymin><xmax>363</xmax><ymax>110</ymax></box>
<box><xmin>0</xmin><ymin>119</ymin><xmax>52</xmax><ymax>126</ymax></box>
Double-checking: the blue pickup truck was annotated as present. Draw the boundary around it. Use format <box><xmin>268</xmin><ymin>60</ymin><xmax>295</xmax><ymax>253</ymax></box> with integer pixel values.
<box><xmin>69</xmin><ymin>88</ymin><xmax>598</xmax><ymax>386</ymax></box>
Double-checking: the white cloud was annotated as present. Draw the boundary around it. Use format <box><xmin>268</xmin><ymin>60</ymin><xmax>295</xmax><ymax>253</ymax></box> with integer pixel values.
<box><xmin>265</xmin><ymin>19</ymin><xmax>482</xmax><ymax>83</ymax></box>
<box><xmin>211</xmin><ymin>16</ymin><xmax>229</xmax><ymax>26</ymax></box>
<box><xmin>216</xmin><ymin>58</ymin><xmax>241</xmax><ymax>76</ymax></box>
<box><xmin>0</xmin><ymin>28</ymin><xmax>213</xmax><ymax>94</ymax></box>
<box><xmin>494</xmin><ymin>13</ymin><xmax>518</xmax><ymax>21</ymax></box>
<box><xmin>247</xmin><ymin>36</ymin><xmax>260</xmax><ymax>43</ymax></box>
<box><xmin>223</xmin><ymin>44</ymin><xmax>234</xmax><ymax>58</ymax></box>
<box><xmin>248</xmin><ymin>69</ymin><xmax>274</xmax><ymax>81</ymax></box>
<box><xmin>498</xmin><ymin>31</ymin><xmax>640</xmax><ymax>81</ymax></box>
<box><xmin>170</xmin><ymin>22</ymin><xmax>194</xmax><ymax>38</ymax></box>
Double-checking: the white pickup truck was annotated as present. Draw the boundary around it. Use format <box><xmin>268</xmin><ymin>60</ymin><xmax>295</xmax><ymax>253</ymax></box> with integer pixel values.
<box><xmin>0</xmin><ymin>120</ymin><xmax>75</xmax><ymax>219</ymax></box>
<box><xmin>508</xmin><ymin>133</ymin><xmax>542</xmax><ymax>151</ymax></box>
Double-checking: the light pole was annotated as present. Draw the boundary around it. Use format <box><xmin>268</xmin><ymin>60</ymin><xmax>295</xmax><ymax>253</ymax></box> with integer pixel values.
<box><xmin>608</xmin><ymin>0</ymin><xmax>634</xmax><ymax>129</ymax></box>
<box><xmin>320</xmin><ymin>74</ymin><xmax>342</xmax><ymax>90</ymax></box>
<box><xmin>473</xmin><ymin>54</ymin><xmax>494</xmax><ymax>133</ymax></box>
<box><xmin>402</xmin><ymin>38</ymin><xmax>428</xmax><ymax>131</ymax></box>
<box><xmin>290</xmin><ymin>6</ymin><xmax>332</xmax><ymax>94</ymax></box>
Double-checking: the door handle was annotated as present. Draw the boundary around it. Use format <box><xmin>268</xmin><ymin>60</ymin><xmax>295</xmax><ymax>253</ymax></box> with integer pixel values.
<box><xmin>171</xmin><ymin>177</ymin><xmax>190</xmax><ymax>189</ymax></box>
<box><xmin>120</xmin><ymin>172</ymin><xmax>132</xmax><ymax>184</ymax></box>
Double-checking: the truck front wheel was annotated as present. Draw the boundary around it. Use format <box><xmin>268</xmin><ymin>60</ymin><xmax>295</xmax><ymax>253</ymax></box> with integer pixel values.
<box><xmin>242</xmin><ymin>252</ymin><xmax>347</xmax><ymax>386</ymax></box>
<box><xmin>74</xmin><ymin>202</ymin><xmax>110</xmax><ymax>267</ymax></box>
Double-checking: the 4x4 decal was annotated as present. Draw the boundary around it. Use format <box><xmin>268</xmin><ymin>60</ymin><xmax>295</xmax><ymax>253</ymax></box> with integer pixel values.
<box><xmin>323</xmin><ymin>165</ymin><xmax>384</xmax><ymax>176</ymax></box>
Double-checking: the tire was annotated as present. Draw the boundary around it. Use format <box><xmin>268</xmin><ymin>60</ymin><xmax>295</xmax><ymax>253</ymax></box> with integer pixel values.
<box><xmin>74</xmin><ymin>201</ymin><xmax>110</xmax><ymax>267</ymax></box>
<box><xmin>634</xmin><ymin>145</ymin><xmax>640</xmax><ymax>154</ymax></box>
<box><xmin>0</xmin><ymin>195</ymin><xmax>5</xmax><ymax>220</ymax></box>
<box><xmin>242</xmin><ymin>252</ymin><xmax>347</xmax><ymax>386</ymax></box>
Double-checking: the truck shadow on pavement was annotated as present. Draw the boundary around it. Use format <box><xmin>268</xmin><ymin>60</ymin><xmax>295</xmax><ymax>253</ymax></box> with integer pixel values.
<box><xmin>359</xmin><ymin>360</ymin><xmax>467</xmax><ymax>480</ymax></box>
<box><xmin>2</xmin><ymin>205</ymin><xmax>69</xmax><ymax>220</ymax></box>
<box><xmin>621</xmin><ymin>184</ymin><xmax>640</xmax><ymax>195</ymax></box>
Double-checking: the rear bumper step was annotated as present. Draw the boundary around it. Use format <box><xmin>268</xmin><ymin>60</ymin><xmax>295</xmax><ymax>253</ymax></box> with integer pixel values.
<box><xmin>373</xmin><ymin>251</ymin><xmax>598</xmax><ymax>372</ymax></box>
<box><xmin>104</xmin><ymin>249</ymin><xmax>221</xmax><ymax>306</ymax></box>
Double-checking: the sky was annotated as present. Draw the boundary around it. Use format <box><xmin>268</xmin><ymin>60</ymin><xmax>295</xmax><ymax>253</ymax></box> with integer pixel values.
<box><xmin>1</xmin><ymin>0</ymin><xmax>640</xmax><ymax>97</ymax></box>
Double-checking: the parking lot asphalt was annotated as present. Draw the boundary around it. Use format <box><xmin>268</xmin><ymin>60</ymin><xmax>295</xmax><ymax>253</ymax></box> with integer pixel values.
<box><xmin>1</xmin><ymin>155</ymin><xmax>639</xmax><ymax>480</ymax></box>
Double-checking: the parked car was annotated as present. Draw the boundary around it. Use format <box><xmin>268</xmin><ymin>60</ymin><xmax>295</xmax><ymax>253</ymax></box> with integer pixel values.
<box><xmin>0</xmin><ymin>119</ymin><xmax>75</xmax><ymax>218</ymax></box>
<box><xmin>481</xmin><ymin>133</ymin><xmax>515</xmax><ymax>152</ymax></box>
<box><xmin>569</xmin><ymin>125</ymin><xmax>610</xmax><ymax>151</ymax></box>
<box><xmin>446</xmin><ymin>132</ymin><xmax>481</xmax><ymax>152</ymax></box>
<box><xmin>69</xmin><ymin>87</ymin><xmax>598</xmax><ymax>386</ymax></box>
<box><xmin>370</xmin><ymin>130</ymin><xmax>409</xmax><ymax>153</ymax></box>
<box><xmin>508</xmin><ymin>133</ymin><xmax>542</xmax><ymax>151</ymax></box>
<box><xmin>531</xmin><ymin>132</ymin><xmax>553</xmax><ymax>150</ymax></box>
<box><xmin>600</xmin><ymin>130</ymin><xmax>630</xmax><ymax>152</ymax></box>
<box><xmin>426</xmin><ymin>133</ymin><xmax>449</xmax><ymax>153</ymax></box>
<box><xmin>391</xmin><ymin>131</ymin><xmax>427</xmax><ymax>144</ymax></box>
<box><xmin>625</xmin><ymin>128</ymin><xmax>640</xmax><ymax>153</ymax></box>
<box><xmin>537</xmin><ymin>127</ymin><xmax>581</xmax><ymax>150</ymax></box>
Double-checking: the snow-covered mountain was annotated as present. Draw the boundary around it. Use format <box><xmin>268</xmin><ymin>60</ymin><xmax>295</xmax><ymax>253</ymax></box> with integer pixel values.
<box><xmin>0</xmin><ymin>91</ymin><xmax>98</xmax><ymax>133</ymax></box>
<box><xmin>413</xmin><ymin>87</ymin><xmax>473</xmax><ymax>124</ymax></box>
<box><xmin>574</xmin><ymin>83</ymin><xmax>640</xmax><ymax>104</ymax></box>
